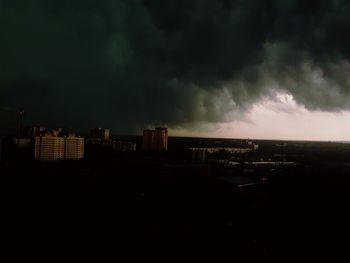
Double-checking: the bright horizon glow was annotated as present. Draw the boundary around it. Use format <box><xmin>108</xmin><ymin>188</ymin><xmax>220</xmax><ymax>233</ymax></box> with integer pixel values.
<box><xmin>171</xmin><ymin>93</ymin><xmax>350</xmax><ymax>141</ymax></box>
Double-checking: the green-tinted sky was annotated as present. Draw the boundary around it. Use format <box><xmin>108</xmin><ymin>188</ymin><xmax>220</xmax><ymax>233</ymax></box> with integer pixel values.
<box><xmin>2</xmin><ymin>0</ymin><xmax>350</xmax><ymax>138</ymax></box>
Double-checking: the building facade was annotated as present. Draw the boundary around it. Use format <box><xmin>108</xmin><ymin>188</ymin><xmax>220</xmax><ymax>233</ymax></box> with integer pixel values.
<box><xmin>142</xmin><ymin>128</ymin><xmax>168</xmax><ymax>151</ymax></box>
<box><xmin>90</xmin><ymin>128</ymin><xmax>110</xmax><ymax>140</ymax></box>
<box><xmin>65</xmin><ymin>137</ymin><xmax>84</xmax><ymax>160</ymax></box>
<box><xmin>113</xmin><ymin>141</ymin><xmax>137</xmax><ymax>152</ymax></box>
<box><xmin>154</xmin><ymin>128</ymin><xmax>168</xmax><ymax>151</ymax></box>
<box><xmin>35</xmin><ymin>136</ymin><xmax>65</xmax><ymax>161</ymax></box>
<box><xmin>191</xmin><ymin>148</ymin><xmax>206</xmax><ymax>163</ymax></box>
<box><xmin>142</xmin><ymin>129</ymin><xmax>155</xmax><ymax>151</ymax></box>
<box><xmin>35</xmin><ymin>136</ymin><xmax>84</xmax><ymax>161</ymax></box>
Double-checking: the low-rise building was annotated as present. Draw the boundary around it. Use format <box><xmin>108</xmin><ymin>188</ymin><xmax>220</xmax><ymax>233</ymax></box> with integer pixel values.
<box><xmin>191</xmin><ymin>148</ymin><xmax>206</xmax><ymax>163</ymax></box>
<box><xmin>113</xmin><ymin>141</ymin><xmax>136</xmax><ymax>152</ymax></box>
<box><xmin>189</xmin><ymin>147</ymin><xmax>253</xmax><ymax>155</ymax></box>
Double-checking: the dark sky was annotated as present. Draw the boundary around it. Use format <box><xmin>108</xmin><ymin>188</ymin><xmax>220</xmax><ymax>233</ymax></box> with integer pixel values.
<box><xmin>1</xmin><ymin>0</ymin><xmax>350</xmax><ymax>134</ymax></box>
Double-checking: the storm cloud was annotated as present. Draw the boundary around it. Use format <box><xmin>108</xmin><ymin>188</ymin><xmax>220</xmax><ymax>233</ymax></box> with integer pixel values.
<box><xmin>1</xmin><ymin>0</ymin><xmax>350</xmax><ymax>133</ymax></box>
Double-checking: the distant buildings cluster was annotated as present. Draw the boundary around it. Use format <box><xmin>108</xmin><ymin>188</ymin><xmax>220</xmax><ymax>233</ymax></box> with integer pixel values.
<box><xmin>83</xmin><ymin>126</ymin><xmax>169</xmax><ymax>153</ymax></box>
<box><xmin>0</xmin><ymin>126</ymin><xmax>85</xmax><ymax>162</ymax></box>
<box><xmin>1</xmin><ymin>124</ymin><xmax>170</xmax><ymax>162</ymax></box>
<box><xmin>32</xmin><ymin>127</ymin><xmax>84</xmax><ymax>161</ymax></box>
<box><xmin>142</xmin><ymin>128</ymin><xmax>168</xmax><ymax>151</ymax></box>
<box><xmin>87</xmin><ymin>127</ymin><xmax>137</xmax><ymax>153</ymax></box>
<box><xmin>90</xmin><ymin>128</ymin><xmax>110</xmax><ymax>141</ymax></box>
<box><xmin>190</xmin><ymin>140</ymin><xmax>259</xmax><ymax>163</ymax></box>
<box><xmin>86</xmin><ymin>128</ymin><xmax>112</xmax><ymax>147</ymax></box>
<box><xmin>113</xmin><ymin>141</ymin><xmax>137</xmax><ymax>152</ymax></box>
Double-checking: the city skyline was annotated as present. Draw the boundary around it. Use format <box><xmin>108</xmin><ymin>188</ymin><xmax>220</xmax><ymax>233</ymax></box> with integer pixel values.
<box><xmin>2</xmin><ymin>108</ymin><xmax>350</xmax><ymax>142</ymax></box>
<box><xmin>2</xmin><ymin>1</ymin><xmax>350</xmax><ymax>140</ymax></box>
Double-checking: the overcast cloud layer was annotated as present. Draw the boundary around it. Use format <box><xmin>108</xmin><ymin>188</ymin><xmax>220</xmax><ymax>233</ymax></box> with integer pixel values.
<box><xmin>1</xmin><ymin>0</ymin><xmax>350</xmax><ymax>134</ymax></box>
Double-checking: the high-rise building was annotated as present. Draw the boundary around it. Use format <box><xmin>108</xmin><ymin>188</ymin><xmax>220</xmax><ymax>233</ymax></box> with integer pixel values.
<box><xmin>35</xmin><ymin>136</ymin><xmax>65</xmax><ymax>161</ymax></box>
<box><xmin>103</xmin><ymin>129</ymin><xmax>110</xmax><ymax>140</ymax></box>
<box><xmin>154</xmin><ymin>128</ymin><xmax>168</xmax><ymax>151</ymax></box>
<box><xmin>142</xmin><ymin>129</ymin><xmax>155</xmax><ymax>151</ymax></box>
<box><xmin>35</xmin><ymin>135</ymin><xmax>84</xmax><ymax>161</ymax></box>
<box><xmin>142</xmin><ymin>128</ymin><xmax>168</xmax><ymax>151</ymax></box>
<box><xmin>65</xmin><ymin>137</ymin><xmax>84</xmax><ymax>160</ymax></box>
<box><xmin>90</xmin><ymin>128</ymin><xmax>110</xmax><ymax>140</ymax></box>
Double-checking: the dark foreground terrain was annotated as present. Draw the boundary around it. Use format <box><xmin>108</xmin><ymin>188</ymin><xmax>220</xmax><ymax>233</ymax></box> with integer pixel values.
<box><xmin>2</xmin><ymin>138</ymin><xmax>350</xmax><ymax>259</ymax></box>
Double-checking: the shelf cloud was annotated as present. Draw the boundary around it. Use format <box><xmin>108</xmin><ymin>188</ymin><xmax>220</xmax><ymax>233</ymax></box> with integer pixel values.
<box><xmin>1</xmin><ymin>0</ymin><xmax>350</xmax><ymax>133</ymax></box>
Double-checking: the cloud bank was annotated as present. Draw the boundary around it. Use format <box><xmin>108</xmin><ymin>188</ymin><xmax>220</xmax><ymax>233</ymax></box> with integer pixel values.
<box><xmin>1</xmin><ymin>0</ymin><xmax>350</xmax><ymax>133</ymax></box>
